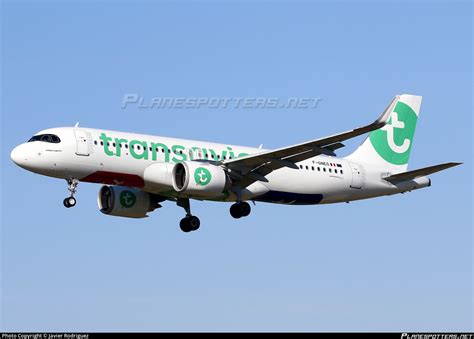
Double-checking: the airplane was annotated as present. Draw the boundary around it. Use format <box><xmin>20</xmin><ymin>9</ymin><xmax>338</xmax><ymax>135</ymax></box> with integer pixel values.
<box><xmin>10</xmin><ymin>94</ymin><xmax>461</xmax><ymax>232</ymax></box>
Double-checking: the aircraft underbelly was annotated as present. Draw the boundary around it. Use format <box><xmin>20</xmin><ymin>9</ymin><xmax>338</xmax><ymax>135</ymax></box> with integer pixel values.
<box><xmin>252</xmin><ymin>167</ymin><xmax>350</xmax><ymax>205</ymax></box>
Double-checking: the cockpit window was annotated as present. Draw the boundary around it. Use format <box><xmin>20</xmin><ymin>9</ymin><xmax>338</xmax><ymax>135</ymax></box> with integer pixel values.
<box><xmin>28</xmin><ymin>134</ymin><xmax>61</xmax><ymax>143</ymax></box>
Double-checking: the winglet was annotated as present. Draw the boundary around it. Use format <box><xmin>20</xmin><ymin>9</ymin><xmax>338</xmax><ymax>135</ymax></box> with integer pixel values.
<box><xmin>74</xmin><ymin>122</ymin><xmax>80</xmax><ymax>127</ymax></box>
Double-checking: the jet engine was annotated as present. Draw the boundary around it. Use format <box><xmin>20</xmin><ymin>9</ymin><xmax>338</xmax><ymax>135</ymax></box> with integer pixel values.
<box><xmin>97</xmin><ymin>185</ymin><xmax>162</xmax><ymax>218</ymax></box>
<box><xmin>172</xmin><ymin>161</ymin><xmax>231</xmax><ymax>198</ymax></box>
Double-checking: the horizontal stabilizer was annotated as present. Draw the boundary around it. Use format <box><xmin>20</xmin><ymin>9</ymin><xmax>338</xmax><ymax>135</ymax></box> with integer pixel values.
<box><xmin>383</xmin><ymin>162</ymin><xmax>462</xmax><ymax>183</ymax></box>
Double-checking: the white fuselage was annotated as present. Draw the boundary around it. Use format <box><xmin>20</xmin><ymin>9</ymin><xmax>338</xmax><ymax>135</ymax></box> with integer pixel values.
<box><xmin>10</xmin><ymin>127</ymin><xmax>430</xmax><ymax>205</ymax></box>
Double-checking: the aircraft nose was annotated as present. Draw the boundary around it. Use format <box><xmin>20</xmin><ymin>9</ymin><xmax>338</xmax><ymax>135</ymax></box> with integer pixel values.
<box><xmin>10</xmin><ymin>144</ymin><xmax>28</xmax><ymax>167</ymax></box>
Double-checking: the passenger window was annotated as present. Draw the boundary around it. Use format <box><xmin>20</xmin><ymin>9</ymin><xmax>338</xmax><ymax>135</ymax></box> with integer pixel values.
<box><xmin>329</xmin><ymin>168</ymin><xmax>332</xmax><ymax>173</ymax></box>
<box><xmin>341</xmin><ymin>170</ymin><xmax>343</xmax><ymax>174</ymax></box>
<box><xmin>323</xmin><ymin>168</ymin><xmax>326</xmax><ymax>172</ymax></box>
<box><xmin>317</xmin><ymin>167</ymin><xmax>320</xmax><ymax>171</ymax></box>
<box><xmin>94</xmin><ymin>140</ymin><xmax>98</xmax><ymax>145</ymax></box>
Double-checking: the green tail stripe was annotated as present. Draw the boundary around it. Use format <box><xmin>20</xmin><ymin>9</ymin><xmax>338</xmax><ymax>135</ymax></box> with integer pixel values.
<box><xmin>369</xmin><ymin>101</ymin><xmax>418</xmax><ymax>165</ymax></box>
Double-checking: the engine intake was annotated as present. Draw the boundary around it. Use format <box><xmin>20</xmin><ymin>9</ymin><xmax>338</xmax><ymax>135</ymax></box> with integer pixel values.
<box><xmin>98</xmin><ymin>185</ymin><xmax>161</xmax><ymax>218</ymax></box>
<box><xmin>172</xmin><ymin>162</ymin><xmax>230</xmax><ymax>198</ymax></box>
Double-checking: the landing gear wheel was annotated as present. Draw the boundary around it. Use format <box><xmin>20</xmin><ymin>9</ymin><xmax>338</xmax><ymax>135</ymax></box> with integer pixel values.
<box><xmin>230</xmin><ymin>202</ymin><xmax>252</xmax><ymax>218</ymax></box>
<box><xmin>67</xmin><ymin>197</ymin><xmax>76</xmax><ymax>207</ymax></box>
<box><xmin>230</xmin><ymin>204</ymin><xmax>242</xmax><ymax>219</ymax></box>
<box><xmin>180</xmin><ymin>216</ymin><xmax>201</xmax><ymax>233</ymax></box>
<box><xmin>239</xmin><ymin>202</ymin><xmax>251</xmax><ymax>217</ymax></box>
<box><xmin>180</xmin><ymin>218</ymin><xmax>192</xmax><ymax>233</ymax></box>
<box><xmin>63</xmin><ymin>197</ymin><xmax>76</xmax><ymax>208</ymax></box>
<box><xmin>189</xmin><ymin>216</ymin><xmax>200</xmax><ymax>231</ymax></box>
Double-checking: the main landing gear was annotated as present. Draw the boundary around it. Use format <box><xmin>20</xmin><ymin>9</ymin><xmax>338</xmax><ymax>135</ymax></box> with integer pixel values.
<box><xmin>230</xmin><ymin>201</ymin><xmax>251</xmax><ymax>219</ymax></box>
<box><xmin>63</xmin><ymin>178</ymin><xmax>79</xmax><ymax>208</ymax></box>
<box><xmin>176</xmin><ymin>199</ymin><xmax>252</xmax><ymax>232</ymax></box>
<box><xmin>177</xmin><ymin>198</ymin><xmax>200</xmax><ymax>233</ymax></box>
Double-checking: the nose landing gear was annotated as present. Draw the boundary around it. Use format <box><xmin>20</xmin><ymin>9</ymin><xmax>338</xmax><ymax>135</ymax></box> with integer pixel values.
<box><xmin>63</xmin><ymin>196</ymin><xmax>76</xmax><ymax>208</ymax></box>
<box><xmin>63</xmin><ymin>178</ymin><xmax>79</xmax><ymax>208</ymax></box>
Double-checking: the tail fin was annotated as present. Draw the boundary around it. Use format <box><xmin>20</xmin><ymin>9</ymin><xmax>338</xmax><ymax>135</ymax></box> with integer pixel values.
<box><xmin>346</xmin><ymin>94</ymin><xmax>422</xmax><ymax>174</ymax></box>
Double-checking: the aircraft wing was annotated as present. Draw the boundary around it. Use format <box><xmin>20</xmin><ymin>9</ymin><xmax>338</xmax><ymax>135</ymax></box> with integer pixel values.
<box><xmin>223</xmin><ymin>95</ymin><xmax>398</xmax><ymax>186</ymax></box>
<box><xmin>383</xmin><ymin>162</ymin><xmax>462</xmax><ymax>183</ymax></box>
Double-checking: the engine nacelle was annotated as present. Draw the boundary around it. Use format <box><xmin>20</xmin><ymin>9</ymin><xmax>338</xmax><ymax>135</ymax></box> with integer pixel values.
<box><xmin>172</xmin><ymin>161</ymin><xmax>230</xmax><ymax>198</ymax></box>
<box><xmin>143</xmin><ymin>163</ymin><xmax>174</xmax><ymax>192</ymax></box>
<box><xmin>97</xmin><ymin>185</ymin><xmax>160</xmax><ymax>218</ymax></box>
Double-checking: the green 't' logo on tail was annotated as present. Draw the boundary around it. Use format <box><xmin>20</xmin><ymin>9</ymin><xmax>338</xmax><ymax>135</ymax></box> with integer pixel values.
<box><xmin>194</xmin><ymin>167</ymin><xmax>212</xmax><ymax>186</ymax></box>
<box><xmin>370</xmin><ymin>101</ymin><xmax>418</xmax><ymax>165</ymax></box>
<box><xmin>120</xmin><ymin>190</ymin><xmax>137</xmax><ymax>208</ymax></box>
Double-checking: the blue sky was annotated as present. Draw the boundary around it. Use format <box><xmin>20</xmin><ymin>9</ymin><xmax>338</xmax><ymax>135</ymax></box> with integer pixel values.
<box><xmin>1</xmin><ymin>0</ymin><xmax>472</xmax><ymax>332</ymax></box>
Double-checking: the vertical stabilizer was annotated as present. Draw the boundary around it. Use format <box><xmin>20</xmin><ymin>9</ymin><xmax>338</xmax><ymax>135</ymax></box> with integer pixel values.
<box><xmin>346</xmin><ymin>94</ymin><xmax>422</xmax><ymax>174</ymax></box>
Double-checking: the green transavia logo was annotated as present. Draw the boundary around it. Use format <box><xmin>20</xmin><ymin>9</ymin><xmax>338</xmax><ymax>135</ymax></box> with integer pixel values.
<box><xmin>194</xmin><ymin>167</ymin><xmax>212</xmax><ymax>186</ymax></box>
<box><xmin>370</xmin><ymin>101</ymin><xmax>418</xmax><ymax>165</ymax></box>
<box><xmin>120</xmin><ymin>190</ymin><xmax>137</xmax><ymax>208</ymax></box>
